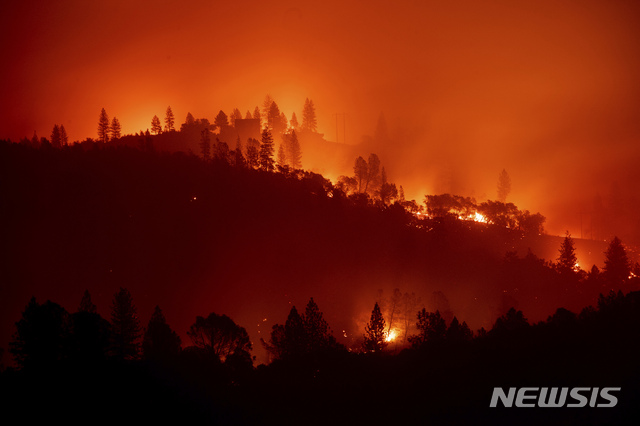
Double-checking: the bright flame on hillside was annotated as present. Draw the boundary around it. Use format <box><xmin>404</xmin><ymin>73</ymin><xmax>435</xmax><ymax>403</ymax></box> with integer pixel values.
<box><xmin>474</xmin><ymin>212</ymin><xmax>487</xmax><ymax>223</ymax></box>
<box><xmin>385</xmin><ymin>330</ymin><xmax>397</xmax><ymax>342</ymax></box>
<box><xmin>455</xmin><ymin>212</ymin><xmax>488</xmax><ymax>223</ymax></box>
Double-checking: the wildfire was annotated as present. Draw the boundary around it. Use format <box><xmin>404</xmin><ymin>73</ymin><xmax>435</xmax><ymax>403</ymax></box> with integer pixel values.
<box><xmin>474</xmin><ymin>212</ymin><xmax>487</xmax><ymax>223</ymax></box>
<box><xmin>455</xmin><ymin>212</ymin><xmax>488</xmax><ymax>223</ymax></box>
<box><xmin>385</xmin><ymin>329</ymin><xmax>397</xmax><ymax>342</ymax></box>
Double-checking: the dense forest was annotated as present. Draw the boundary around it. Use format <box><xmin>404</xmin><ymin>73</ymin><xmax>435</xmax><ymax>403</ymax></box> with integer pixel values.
<box><xmin>1</xmin><ymin>106</ymin><xmax>639</xmax><ymax>423</ymax></box>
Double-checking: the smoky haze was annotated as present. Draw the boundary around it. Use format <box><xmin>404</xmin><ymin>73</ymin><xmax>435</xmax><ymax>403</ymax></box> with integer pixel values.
<box><xmin>0</xmin><ymin>0</ymin><xmax>640</xmax><ymax>366</ymax></box>
<box><xmin>3</xmin><ymin>0</ymin><xmax>639</xmax><ymax>244</ymax></box>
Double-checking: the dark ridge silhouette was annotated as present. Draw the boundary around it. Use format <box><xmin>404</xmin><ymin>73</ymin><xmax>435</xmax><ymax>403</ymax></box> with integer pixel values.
<box><xmin>3</xmin><ymin>287</ymin><xmax>639</xmax><ymax>425</ymax></box>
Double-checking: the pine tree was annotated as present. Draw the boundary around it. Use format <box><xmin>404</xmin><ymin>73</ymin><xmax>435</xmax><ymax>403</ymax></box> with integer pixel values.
<box><xmin>277</xmin><ymin>144</ymin><xmax>287</xmax><ymax>169</ymax></box>
<box><xmin>50</xmin><ymin>125</ymin><xmax>61</xmax><ymax>148</ymax></box>
<box><xmin>378</xmin><ymin>167</ymin><xmax>398</xmax><ymax>206</ymax></box>
<box><xmin>30</xmin><ymin>131</ymin><xmax>39</xmax><ymax>148</ymax></box>
<box><xmin>98</xmin><ymin>108</ymin><xmax>110</xmax><ymax>143</ymax></box>
<box><xmin>164</xmin><ymin>106</ymin><xmax>175</xmax><ymax>131</ymax></box>
<box><xmin>142</xmin><ymin>306</ymin><xmax>181</xmax><ymax>362</ymax></box>
<box><xmin>245</xmin><ymin>110</ymin><xmax>252</xmax><ymax>119</ymax></box>
<box><xmin>151</xmin><ymin>115</ymin><xmax>162</xmax><ymax>135</ymax></box>
<box><xmin>363</xmin><ymin>302</ymin><xmax>387</xmax><ymax>352</ymax></box>
<box><xmin>59</xmin><ymin>125</ymin><xmax>68</xmax><ymax>146</ymax></box>
<box><xmin>267</xmin><ymin>102</ymin><xmax>282</xmax><ymax>133</ymax></box>
<box><xmin>290</xmin><ymin>112</ymin><xmax>299</xmax><ymax>130</ymax></box>
<box><xmin>603</xmin><ymin>236</ymin><xmax>630</xmax><ymax>286</ymax></box>
<box><xmin>287</xmin><ymin>129</ymin><xmax>302</xmax><ymax>169</ymax></box>
<box><xmin>409</xmin><ymin>309</ymin><xmax>447</xmax><ymax>347</ymax></box>
<box><xmin>262</xmin><ymin>94</ymin><xmax>274</xmax><ymax>125</ymax></box>
<box><xmin>200</xmin><ymin>128</ymin><xmax>211</xmax><ymax>160</ymax></box>
<box><xmin>214</xmin><ymin>110</ymin><xmax>229</xmax><ymax>128</ymax></box>
<box><xmin>230</xmin><ymin>108</ymin><xmax>243</xmax><ymax>127</ymax></box>
<box><xmin>259</xmin><ymin>128</ymin><xmax>275</xmax><ymax>172</ymax></box>
<box><xmin>557</xmin><ymin>231</ymin><xmax>578</xmax><ymax>272</ymax></box>
<box><xmin>497</xmin><ymin>169</ymin><xmax>511</xmax><ymax>202</ymax></box>
<box><xmin>283</xmin><ymin>306</ymin><xmax>307</xmax><ymax>358</ymax></box>
<box><xmin>253</xmin><ymin>106</ymin><xmax>261</xmax><ymax>126</ymax></box>
<box><xmin>246</xmin><ymin>138</ymin><xmax>260</xmax><ymax>169</ymax></box>
<box><xmin>364</xmin><ymin>153</ymin><xmax>381</xmax><ymax>194</ymax></box>
<box><xmin>110</xmin><ymin>287</ymin><xmax>142</xmax><ymax>360</ymax></box>
<box><xmin>354</xmin><ymin>156</ymin><xmax>368</xmax><ymax>193</ymax></box>
<box><xmin>184</xmin><ymin>112</ymin><xmax>195</xmax><ymax>127</ymax></box>
<box><xmin>302</xmin><ymin>98</ymin><xmax>317</xmax><ymax>132</ymax></box>
<box><xmin>280</xmin><ymin>112</ymin><xmax>288</xmax><ymax>130</ymax></box>
<box><xmin>303</xmin><ymin>298</ymin><xmax>333</xmax><ymax>352</ymax></box>
<box><xmin>446</xmin><ymin>317</ymin><xmax>473</xmax><ymax>341</ymax></box>
<box><xmin>110</xmin><ymin>117</ymin><xmax>122</xmax><ymax>140</ymax></box>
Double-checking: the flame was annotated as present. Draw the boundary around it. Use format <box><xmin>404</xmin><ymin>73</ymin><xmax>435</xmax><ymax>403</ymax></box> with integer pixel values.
<box><xmin>474</xmin><ymin>212</ymin><xmax>487</xmax><ymax>223</ymax></box>
<box><xmin>385</xmin><ymin>329</ymin><xmax>397</xmax><ymax>342</ymax></box>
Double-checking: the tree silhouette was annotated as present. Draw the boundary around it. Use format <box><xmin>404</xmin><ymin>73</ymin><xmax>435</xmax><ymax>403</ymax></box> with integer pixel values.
<box><xmin>110</xmin><ymin>287</ymin><xmax>142</xmax><ymax>360</ymax></box>
<box><xmin>286</xmin><ymin>129</ymin><xmax>302</xmax><ymax>169</ymax></box>
<box><xmin>446</xmin><ymin>317</ymin><xmax>473</xmax><ymax>341</ymax></box>
<box><xmin>253</xmin><ymin>106</ymin><xmax>261</xmax><ymax>126</ymax></box>
<box><xmin>363</xmin><ymin>302</ymin><xmax>387</xmax><ymax>352</ymax></box>
<box><xmin>184</xmin><ymin>112</ymin><xmax>196</xmax><ymax>127</ymax></box>
<box><xmin>164</xmin><ymin>106</ymin><xmax>175</xmax><ymax>131</ymax></box>
<box><xmin>30</xmin><ymin>131</ymin><xmax>40</xmax><ymax>148</ymax></box>
<box><xmin>364</xmin><ymin>153</ymin><xmax>381</xmax><ymax>195</ymax></box>
<box><xmin>71</xmin><ymin>291</ymin><xmax>110</xmax><ymax>362</ymax></box>
<box><xmin>59</xmin><ymin>125</ymin><xmax>68</xmax><ymax>146</ymax></box>
<box><xmin>277</xmin><ymin>144</ymin><xmax>287</xmax><ymax>169</ymax></box>
<box><xmin>290</xmin><ymin>112</ymin><xmax>299</xmax><ymax>130</ymax></box>
<box><xmin>377</xmin><ymin>167</ymin><xmax>398</xmax><ymax>206</ymax></box>
<box><xmin>497</xmin><ymin>169</ymin><xmax>511</xmax><ymax>202</ymax></box>
<box><xmin>264</xmin><ymin>299</ymin><xmax>340</xmax><ymax>360</ymax></box>
<box><xmin>214</xmin><ymin>138</ymin><xmax>230</xmax><ymax>162</ymax></box>
<box><xmin>354</xmin><ymin>156</ymin><xmax>368</xmax><ymax>193</ymax></box>
<box><xmin>267</xmin><ymin>102</ymin><xmax>285</xmax><ymax>135</ymax></box>
<box><xmin>556</xmin><ymin>231</ymin><xmax>578</xmax><ymax>273</ymax></box>
<box><xmin>111</xmin><ymin>117</ymin><xmax>122</xmax><ymax>140</ymax></box>
<box><xmin>230</xmin><ymin>108</ymin><xmax>242</xmax><ymax>127</ymax></box>
<box><xmin>10</xmin><ymin>298</ymin><xmax>70</xmax><ymax>369</ymax></box>
<box><xmin>245</xmin><ymin>110</ymin><xmax>252</xmax><ymax>119</ymax></box>
<box><xmin>259</xmin><ymin>128</ymin><xmax>275</xmax><ymax>172</ymax></box>
<box><xmin>302</xmin><ymin>98</ymin><xmax>317</xmax><ymax>132</ymax></box>
<box><xmin>151</xmin><ymin>115</ymin><xmax>162</xmax><ymax>135</ymax></box>
<box><xmin>401</xmin><ymin>292</ymin><xmax>420</xmax><ymax>344</ymax></box>
<box><xmin>214</xmin><ymin>110</ymin><xmax>229</xmax><ymax>129</ymax></box>
<box><xmin>51</xmin><ymin>124</ymin><xmax>61</xmax><ymax>148</ymax></box>
<box><xmin>246</xmin><ymin>138</ymin><xmax>260</xmax><ymax>169</ymax></box>
<box><xmin>303</xmin><ymin>297</ymin><xmax>336</xmax><ymax>353</ymax></box>
<box><xmin>200</xmin><ymin>128</ymin><xmax>211</xmax><ymax>160</ymax></box>
<box><xmin>491</xmin><ymin>307</ymin><xmax>529</xmax><ymax>333</ymax></box>
<box><xmin>142</xmin><ymin>306</ymin><xmax>181</xmax><ymax>362</ymax></box>
<box><xmin>477</xmin><ymin>200</ymin><xmax>519</xmax><ymax>228</ymax></box>
<box><xmin>187</xmin><ymin>312</ymin><xmax>252</xmax><ymax>363</ymax></box>
<box><xmin>409</xmin><ymin>309</ymin><xmax>446</xmax><ymax>347</ymax></box>
<box><xmin>98</xmin><ymin>108</ymin><xmax>110</xmax><ymax>143</ymax></box>
<box><xmin>268</xmin><ymin>306</ymin><xmax>306</xmax><ymax>360</ymax></box>
<box><xmin>603</xmin><ymin>236</ymin><xmax>630</xmax><ymax>286</ymax></box>
<box><xmin>262</xmin><ymin>94</ymin><xmax>274</xmax><ymax>123</ymax></box>
<box><xmin>283</xmin><ymin>306</ymin><xmax>306</xmax><ymax>356</ymax></box>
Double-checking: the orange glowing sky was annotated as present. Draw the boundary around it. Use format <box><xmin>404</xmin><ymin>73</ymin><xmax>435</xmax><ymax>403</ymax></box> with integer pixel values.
<box><xmin>2</xmin><ymin>0</ymin><xmax>640</xmax><ymax>240</ymax></box>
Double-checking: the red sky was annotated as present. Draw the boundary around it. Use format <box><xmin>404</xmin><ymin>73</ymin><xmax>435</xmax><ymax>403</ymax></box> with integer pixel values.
<box><xmin>2</xmin><ymin>0</ymin><xmax>640</xmax><ymax>240</ymax></box>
